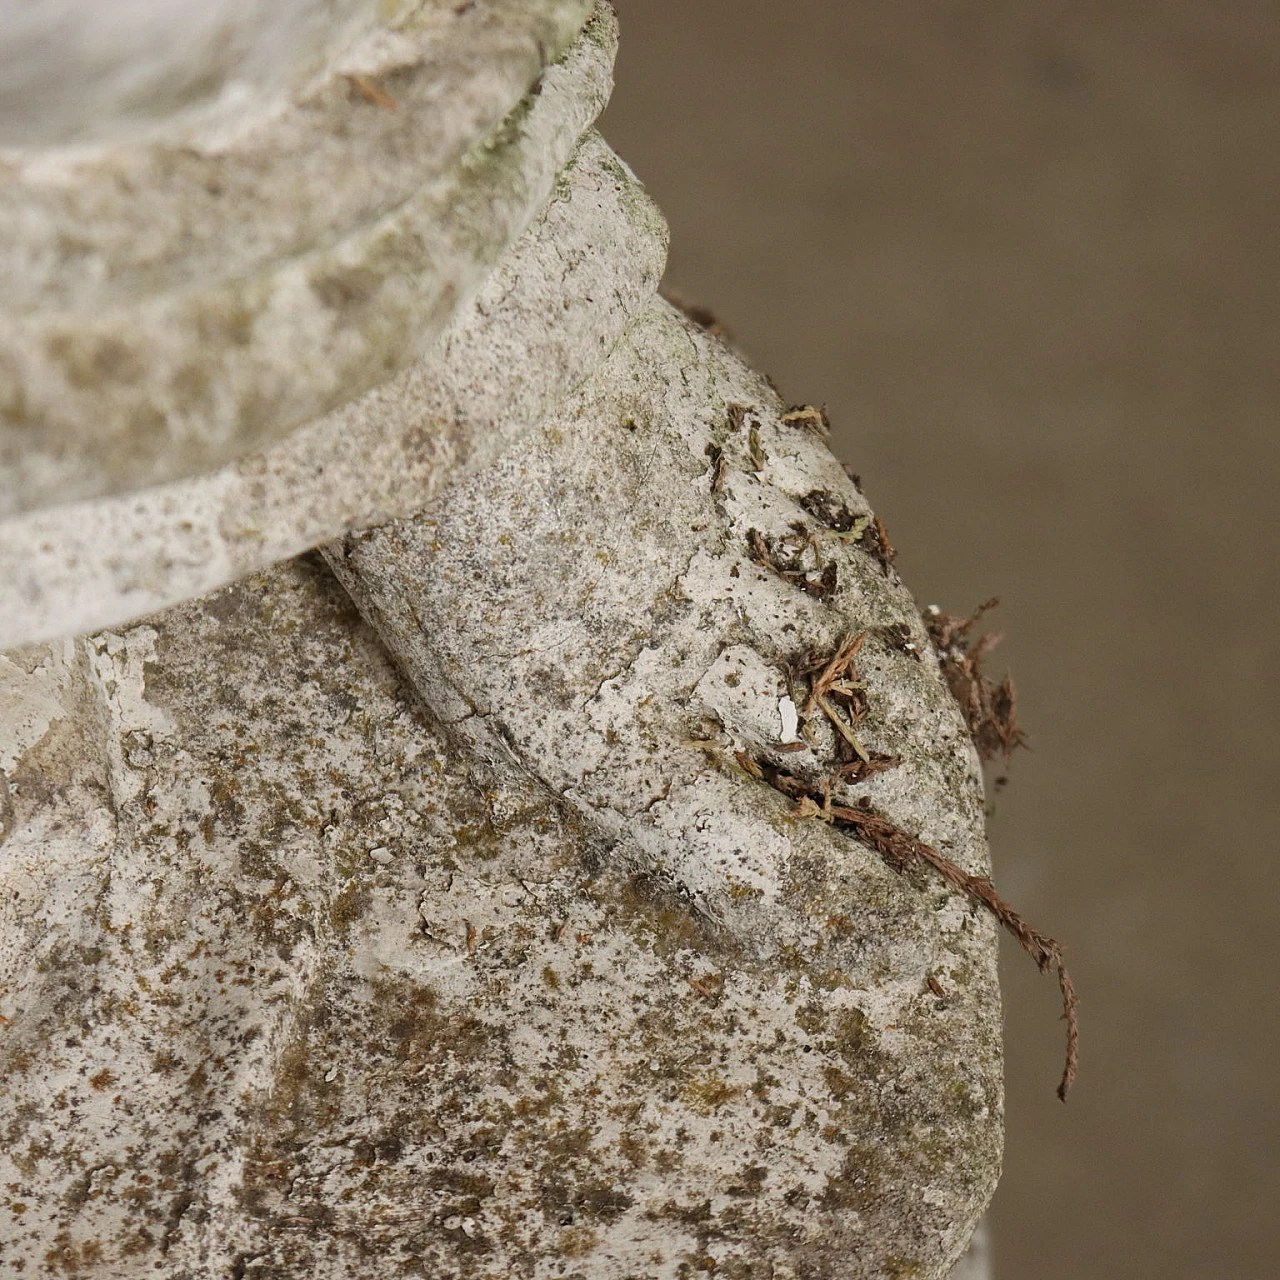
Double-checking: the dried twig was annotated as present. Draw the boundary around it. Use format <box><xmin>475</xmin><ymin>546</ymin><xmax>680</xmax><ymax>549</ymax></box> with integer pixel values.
<box><xmin>816</xmin><ymin>693</ymin><xmax>869</xmax><ymax>760</ymax></box>
<box><xmin>924</xmin><ymin>598</ymin><xmax>1028</xmax><ymax>763</ymax></box>
<box><xmin>346</xmin><ymin>74</ymin><xmax>398</xmax><ymax>111</ymax></box>
<box><xmin>753</xmin><ymin>749</ymin><xmax>1079</xmax><ymax>1098</ymax></box>
<box><xmin>801</xmin><ymin>631</ymin><xmax>867</xmax><ymax>718</ymax></box>
<box><xmin>712</xmin><ymin>594</ymin><xmax>1069</xmax><ymax>1096</ymax></box>
<box><xmin>746</xmin><ymin>528</ymin><xmax>772</xmax><ymax>569</ymax></box>
<box><xmin>824</xmin><ymin>788</ymin><xmax>1075</xmax><ymax>1090</ymax></box>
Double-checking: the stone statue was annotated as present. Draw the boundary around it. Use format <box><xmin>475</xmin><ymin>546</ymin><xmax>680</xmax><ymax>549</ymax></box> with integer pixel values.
<box><xmin>1</xmin><ymin>4</ymin><xmax>1006</xmax><ymax>1275</ymax></box>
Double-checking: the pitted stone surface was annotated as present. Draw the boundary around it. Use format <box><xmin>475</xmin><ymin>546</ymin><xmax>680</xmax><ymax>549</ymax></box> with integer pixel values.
<box><xmin>1</xmin><ymin>548</ymin><xmax>998</xmax><ymax>1278</ymax></box>
<box><xmin>0</xmin><ymin>4</ymin><xmax>1000</xmax><ymax>1273</ymax></box>
<box><xmin>0</xmin><ymin>1</ymin><xmax>608</xmax><ymax>518</ymax></box>
<box><xmin>0</xmin><ymin>304</ymin><xmax>1001</xmax><ymax>1277</ymax></box>
<box><xmin>325</xmin><ymin>299</ymin><xmax>1004</xmax><ymax>1275</ymax></box>
<box><xmin>0</xmin><ymin>131</ymin><xmax>667</xmax><ymax>649</ymax></box>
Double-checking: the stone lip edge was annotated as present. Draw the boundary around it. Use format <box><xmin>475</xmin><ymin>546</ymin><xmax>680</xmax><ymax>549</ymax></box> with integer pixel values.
<box><xmin>0</xmin><ymin>132</ymin><xmax>668</xmax><ymax>650</ymax></box>
<box><xmin>0</xmin><ymin>0</ymin><xmax>599</xmax><ymax>301</ymax></box>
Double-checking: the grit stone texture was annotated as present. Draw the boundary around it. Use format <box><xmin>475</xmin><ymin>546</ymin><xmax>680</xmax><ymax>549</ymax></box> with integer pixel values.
<box><xmin>0</xmin><ymin>129</ymin><xmax>667</xmax><ymax>650</ymax></box>
<box><xmin>0</xmin><ymin>303</ymin><xmax>1001</xmax><ymax>1277</ymax></box>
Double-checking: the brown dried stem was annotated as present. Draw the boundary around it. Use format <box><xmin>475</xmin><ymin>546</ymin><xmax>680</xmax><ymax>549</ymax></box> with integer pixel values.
<box><xmin>826</xmin><ymin>798</ymin><xmax>1078</xmax><ymax>1099</ymax></box>
<box><xmin>726</xmin><ymin>601</ymin><xmax>1069</xmax><ymax>1096</ymax></box>
<box><xmin>923</xmin><ymin>598</ymin><xmax>1027</xmax><ymax>763</ymax></box>
<box><xmin>802</xmin><ymin>631</ymin><xmax>867</xmax><ymax>718</ymax></box>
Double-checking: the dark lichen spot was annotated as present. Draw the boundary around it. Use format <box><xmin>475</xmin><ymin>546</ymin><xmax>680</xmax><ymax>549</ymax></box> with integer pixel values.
<box><xmin>793</xmin><ymin>1002</ymin><xmax>826</xmax><ymax>1035</ymax></box>
<box><xmin>310</xmin><ymin>265</ymin><xmax>381</xmax><ymax>316</ymax></box>
<box><xmin>725</xmin><ymin>1165</ymin><xmax>768</xmax><ymax>1198</ymax></box>
<box><xmin>820</xmin><ymin>1144</ymin><xmax>885</xmax><ymax>1213</ymax></box>
<box><xmin>377</xmin><ymin>981</ymin><xmax>492</xmax><ymax>1067</ymax></box>
<box><xmin>575</xmin><ymin>1183</ymin><xmax>635</xmax><ymax>1222</ymax></box>
<box><xmin>683</xmin><ymin>1072</ymin><xmax>741</xmax><ymax>1114</ymax></box>
<box><xmin>604</xmin><ymin>872</ymin><xmax>739</xmax><ymax>961</ymax></box>
<box><xmin>328</xmin><ymin>881</ymin><xmax>372</xmax><ymax>931</ymax></box>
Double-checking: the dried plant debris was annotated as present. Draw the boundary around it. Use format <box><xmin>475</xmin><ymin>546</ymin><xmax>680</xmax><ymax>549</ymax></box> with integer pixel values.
<box><xmin>746</xmin><ymin>526</ymin><xmax>772</xmax><ymax>567</ymax></box>
<box><xmin>763</xmin><ymin>755</ymin><xmax>1078</xmax><ymax>1101</ymax></box>
<box><xmin>704</xmin><ymin>443</ymin><xmax>727</xmax><ymax>493</ymax></box>
<box><xmin>779</xmin><ymin>404</ymin><xmax>831</xmax><ymax>435</ymax></box>
<box><xmin>662</xmin><ymin>286</ymin><xmax>730</xmax><ymax>338</ymax></box>
<box><xmin>726</xmin><ymin>402</ymin><xmax>751</xmax><ymax>432</ymax></box>
<box><xmin>747</xmin><ymin>424</ymin><xmax>768</xmax><ymax>472</ymax></box>
<box><xmin>799</xmin><ymin>488</ymin><xmax>865</xmax><ymax>535</ymax></box>
<box><xmin>805</xmin><ymin>561</ymin><xmax>839</xmax><ymax>602</ymax></box>
<box><xmin>746</xmin><ymin>526</ymin><xmax>839</xmax><ymax>601</ymax></box>
<box><xmin>784</xmin><ymin>631</ymin><xmax>899</xmax><ymax>775</ymax></box>
<box><xmin>874</xmin><ymin>621</ymin><xmax>923</xmax><ymax>661</ymax></box>
<box><xmin>862</xmin><ymin>514</ymin><xmax>895</xmax><ymax>575</ymax></box>
<box><xmin>799</xmin><ymin>630</ymin><xmax>869</xmax><ymax>758</ymax></box>
<box><xmin>923</xmin><ymin>598</ymin><xmax>1027</xmax><ymax>763</ymax></box>
<box><xmin>795</xmin><ymin>488</ymin><xmax>893</xmax><ymax>574</ymax></box>
<box><xmin>715</xmin><ymin>627</ymin><xmax>1077</xmax><ymax>1100</ymax></box>
<box><xmin>829</xmin><ymin>752</ymin><xmax>901</xmax><ymax>783</ymax></box>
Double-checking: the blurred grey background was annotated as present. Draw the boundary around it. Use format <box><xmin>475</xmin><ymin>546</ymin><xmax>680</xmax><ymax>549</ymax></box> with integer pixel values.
<box><xmin>601</xmin><ymin>3</ymin><xmax>1279</xmax><ymax>1277</ymax></box>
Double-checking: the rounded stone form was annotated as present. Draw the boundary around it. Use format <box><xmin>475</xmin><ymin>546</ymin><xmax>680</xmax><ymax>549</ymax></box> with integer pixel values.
<box><xmin>0</xmin><ymin>0</ymin><xmax>604</xmax><ymax>518</ymax></box>
<box><xmin>0</xmin><ymin>4</ymin><xmax>1001</xmax><ymax>1275</ymax></box>
<box><xmin>0</xmin><ymin>132</ymin><xmax>668</xmax><ymax>650</ymax></box>
<box><xmin>0</xmin><ymin>311</ymin><xmax>1002</xmax><ymax>1271</ymax></box>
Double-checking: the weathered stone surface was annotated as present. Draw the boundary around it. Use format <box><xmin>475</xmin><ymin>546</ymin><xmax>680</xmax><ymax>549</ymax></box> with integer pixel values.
<box><xmin>0</xmin><ymin>1</ymin><xmax>405</xmax><ymax>147</ymax></box>
<box><xmin>0</xmin><ymin>4</ymin><xmax>1001</xmax><ymax>1275</ymax></box>
<box><xmin>0</xmin><ymin>0</ymin><xmax>607</xmax><ymax>518</ymax></box>
<box><xmin>325</xmin><ymin>299</ymin><xmax>1005</xmax><ymax>1274</ymax></box>
<box><xmin>0</xmin><ymin>303</ymin><xmax>1001</xmax><ymax>1277</ymax></box>
<box><xmin>0</xmin><ymin>131</ymin><xmax>667</xmax><ymax>650</ymax></box>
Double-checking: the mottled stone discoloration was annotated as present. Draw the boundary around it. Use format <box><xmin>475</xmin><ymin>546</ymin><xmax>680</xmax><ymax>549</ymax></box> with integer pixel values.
<box><xmin>0</xmin><ymin>130</ymin><xmax>667</xmax><ymax>649</ymax></box>
<box><xmin>0</xmin><ymin>2</ymin><xmax>607</xmax><ymax>518</ymax></box>
<box><xmin>2</xmin><ymin>536</ymin><xmax>998</xmax><ymax>1276</ymax></box>
<box><xmin>319</xmin><ymin>300</ymin><xmax>1004</xmax><ymax>1275</ymax></box>
<box><xmin>0</xmin><ymin>4</ymin><xmax>1000</xmax><ymax>1274</ymax></box>
<box><xmin>1</xmin><ymin>302</ymin><xmax>1002</xmax><ymax>1272</ymax></box>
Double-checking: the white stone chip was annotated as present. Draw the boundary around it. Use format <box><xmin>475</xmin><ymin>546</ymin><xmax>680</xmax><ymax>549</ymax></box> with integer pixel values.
<box><xmin>778</xmin><ymin>693</ymin><xmax>800</xmax><ymax>743</ymax></box>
